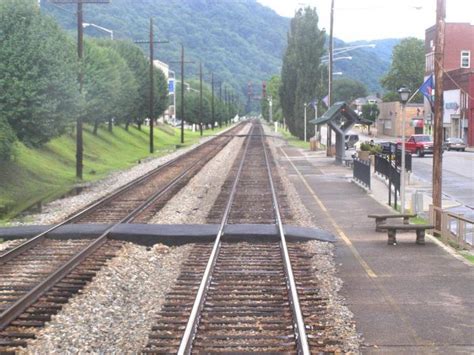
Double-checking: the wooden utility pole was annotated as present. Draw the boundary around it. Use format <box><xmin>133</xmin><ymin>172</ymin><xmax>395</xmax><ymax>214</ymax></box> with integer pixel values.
<box><xmin>199</xmin><ymin>61</ymin><xmax>203</xmax><ymax>136</ymax></box>
<box><xmin>51</xmin><ymin>0</ymin><xmax>110</xmax><ymax>179</ymax></box>
<box><xmin>180</xmin><ymin>44</ymin><xmax>185</xmax><ymax>143</ymax></box>
<box><xmin>149</xmin><ymin>18</ymin><xmax>155</xmax><ymax>153</ymax></box>
<box><xmin>211</xmin><ymin>73</ymin><xmax>215</xmax><ymax>130</ymax></box>
<box><xmin>327</xmin><ymin>0</ymin><xmax>334</xmax><ymax>157</ymax></box>
<box><xmin>134</xmin><ymin>19</ymin><xmax>168</xmax><ymax>153</ymax></box>
<box><xmin>433</xmin><ymin>0</ymin><xmax>446</xmax><ymax>220</ymax></box>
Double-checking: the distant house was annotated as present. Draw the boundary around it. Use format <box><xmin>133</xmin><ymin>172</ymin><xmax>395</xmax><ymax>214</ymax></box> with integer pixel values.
<box><xmin>425</xmin><ymin>22</ymin><xmax>474</xmax><ymax>146</ymax></box>
<box><xmin>352</xmin><ymin>95</ymin><xmax>382</xmax><ymax>114</ymax></box>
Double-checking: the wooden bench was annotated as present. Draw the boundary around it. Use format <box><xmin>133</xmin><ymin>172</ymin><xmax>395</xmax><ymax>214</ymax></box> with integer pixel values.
<box><xmin>377</xmin><ymin>224</ymin><xmax>434</xmax><ymax>245</ymax></box>
<box><xmin>368</xmin><ymin>213</ymin><xmax>417</xmax><ymax>232</ymax></box>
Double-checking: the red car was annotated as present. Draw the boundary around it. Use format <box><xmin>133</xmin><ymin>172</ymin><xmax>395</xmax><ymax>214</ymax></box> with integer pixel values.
<box><xmin>398</xmin><ymin>134</ymin><xmax>434</xmax><ymax>157</ymax></box>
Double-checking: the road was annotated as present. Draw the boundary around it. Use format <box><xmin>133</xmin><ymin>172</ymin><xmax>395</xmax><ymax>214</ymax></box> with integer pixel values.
<box><xmin>410</xmin><ymin>150</ymin><xmax>474</xmax><ymax>219</ymax></box>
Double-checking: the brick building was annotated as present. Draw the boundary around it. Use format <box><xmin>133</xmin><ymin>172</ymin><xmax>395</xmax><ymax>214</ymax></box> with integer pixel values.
<box><xmin>376</xmin><ymin>102</ymin><xmax>425</xmax><ymax>137</ymax></box>
<box><xmin>425</xmin><ymin>23</ymin><xmax>474</xmax><ymax>146</ymax></box>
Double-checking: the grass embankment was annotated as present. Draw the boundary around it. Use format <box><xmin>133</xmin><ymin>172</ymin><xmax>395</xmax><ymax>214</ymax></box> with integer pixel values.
<box><xmin>0</xmin><ymin>124</ymin><xmax>223</xmax><ymax>223</ymax></box>
<box><xmin>279</xmin><ymin>129</ymin><xmax>309</xmax><ymax>149</ymax></box>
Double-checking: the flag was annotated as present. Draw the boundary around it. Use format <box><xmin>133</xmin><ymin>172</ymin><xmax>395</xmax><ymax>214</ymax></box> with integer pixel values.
<box><xmin>309</xmin><ymin>98</ymin><xmax>318</xmax><ymax>109</ymax></box>
<box><xmin>419</xmin><ymin>74</ymin><xmax>434</xmax><ymax>109</ymax></box>
<box><xmin>322</xmin><ymin>95</ymin><xmax>329</xmax><ymax>108</ymax></box>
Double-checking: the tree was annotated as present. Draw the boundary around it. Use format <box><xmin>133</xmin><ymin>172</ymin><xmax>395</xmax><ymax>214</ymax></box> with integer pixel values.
<box><xmin>0</xmin><ymin>0</ymin><xmax>80</xmax><ymax>147</ymax></box>
<box><xmin>96</xmin><ymin>40</ymin><xmax>145</xmax><ymax>129</ymax></box>
<box><xmin>361</xmin><ymin>103</ymin><xmax>380</xmax><ymax>134</ymax></box>
<box><xmin>280</xmin><ymin>7</ymin><xmax>326</xmax><ymax>139</ymax></box>
<box><xmin>332</xmin><ymin>78</ymin><xmax>368</xmax><ymax>104</ymax></box>
<box><xmin>0</xmin><ymin>116</ymin><xmax>16</xmax><ymax>160</ymax></box>
<box><xmin>380</xmin><ymin>38</ymin><xmax>424</xmax><ymax>102</ymax></box>
<box><xmin>261</xmin><ymin>76</ymin><xmax>283</xmax><ymax>124</ymax></box>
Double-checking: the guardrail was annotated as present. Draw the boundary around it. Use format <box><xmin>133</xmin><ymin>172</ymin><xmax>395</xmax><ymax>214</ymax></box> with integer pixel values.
<box><xmin>353</xmin><ymin>158</ymin><xmax>371</xmax><ymax>190</ymax></box>
<box><xmin>429</xmin><ymin>205</ymin><xmax>473</xmax><ymax>249</ymax></box>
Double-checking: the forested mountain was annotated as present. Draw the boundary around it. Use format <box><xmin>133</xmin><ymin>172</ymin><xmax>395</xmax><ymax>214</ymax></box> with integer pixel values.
<box><xmin>40</xmin><ymin>0</ymin><xmax>398</xmax><ymax>97</ymax></box>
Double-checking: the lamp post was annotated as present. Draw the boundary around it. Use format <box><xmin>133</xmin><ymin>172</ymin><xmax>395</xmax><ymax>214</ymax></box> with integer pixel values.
<box><xmin>83</xmin><ymin>22</ymin><xmax>114</xmax><ymax>40</ymax></box>
<box><xmin>398</xmin><ymin>87</ymin><xmax>411</xmax><ymax>213</ymax></box>
<box><xmin>268</xmin><ymin>95</ymin><xmax>273</xmax><ymax>123</ymax></box>
<box><xmin>304</xmin><ymin>102</ymin><xmax>307</xmax><ymax>142</ymax></box>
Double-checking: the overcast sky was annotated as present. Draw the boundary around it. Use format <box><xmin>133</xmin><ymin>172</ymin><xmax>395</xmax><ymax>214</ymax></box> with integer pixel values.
<box><xmin>256</xmin><ymin>0</ymin><xmax>474</xmax><ymax>42</ymax></box>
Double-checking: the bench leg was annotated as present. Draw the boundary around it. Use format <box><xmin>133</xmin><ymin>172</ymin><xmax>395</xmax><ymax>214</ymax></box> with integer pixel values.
<box><xmin>387</xmin><ymin>229</ymin><xmax>397</xmax><ymax>245</ymax></box>
<box><xmin>416</xmin><ymin>229</ymin><xmax>425</xmax><ymax>245</ymax></box>
<box><xmin>375</xmin><ymin>218</ymin><xmax>385</xmax><ymax>232</ymax></box>
<box><xmin>403</xmin><ymin>216</ymin><xmax>410</xmax><ymax>225</ymax></box>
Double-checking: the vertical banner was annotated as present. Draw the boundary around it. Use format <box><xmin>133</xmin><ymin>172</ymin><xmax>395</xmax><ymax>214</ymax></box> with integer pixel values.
<box><xmin>168</xmin><ymin>78</ymin><xmax>175</xmax><ymax>94</ymax></box>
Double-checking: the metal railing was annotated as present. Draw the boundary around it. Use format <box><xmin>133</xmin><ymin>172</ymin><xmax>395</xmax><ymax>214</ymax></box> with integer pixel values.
<box><xmin>374</xmin><ymin>154</ymin><xmax>401</xmax><ymax>209</ymax></box>
<box><xmin>429</xmin><ymin>205</ymin><xmax>474</xmax><ymax>249</ymax></box>
<box><xmin>353</xmin><ymin>158</ymin><xmax>371</xmax><ymax>190</ymax></box>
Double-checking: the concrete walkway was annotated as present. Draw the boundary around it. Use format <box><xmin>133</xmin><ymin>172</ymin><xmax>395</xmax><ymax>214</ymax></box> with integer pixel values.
<box><xmin>277</xmin><ymin>146</ymin><xmax>474</xmax><ymax>354</ymax></box>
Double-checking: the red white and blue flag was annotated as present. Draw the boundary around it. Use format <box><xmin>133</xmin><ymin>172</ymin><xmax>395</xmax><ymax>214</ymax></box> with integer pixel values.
<box><xmin>419</xmin><ymin>74</ymin><xmax>434</xmax><ymax>109</ymax></box>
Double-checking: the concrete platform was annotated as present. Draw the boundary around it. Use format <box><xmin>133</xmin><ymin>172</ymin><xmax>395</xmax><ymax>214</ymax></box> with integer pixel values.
<box><xmin>0</xmin><ymin>223</ymin><xmax>335</xmax><ymax>245</ymax></box>
<box><xmin>278</xmin><ymin>146</ymin><xmax>474</xmax><ymax>354</ymax></box>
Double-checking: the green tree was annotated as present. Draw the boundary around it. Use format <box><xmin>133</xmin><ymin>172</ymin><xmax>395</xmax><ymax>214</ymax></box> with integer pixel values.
<box><xmin>0</xmin><ymin>0</ymin><xmax>80</xmax><ymax>147</ymax></box>
<box><xmin>361</xmin><ymin>103</ymin><xmax>380</xmax><ymax>134</ymax></box>
<box><xmin>332</xmin><ymin>78</ymin><xmax>368</xmax><ymax>103</ymax></box>
<box><xmin>380</xmin><ymin>38</ymin><xmax>424</xmax><ymax>102</ymax></box>
<box><xmin>261</xmin><ymin>76</ymin><xmax>283</xmax><ymax>124</ymax></box>
<box><xmin>96</xmin><ymin>40</ymin><xmax>145</xmax><ymax>129</ymax></box>
<box><xmin>280</xmin><ymin>7</ymin><xmax>326</xmax><ymax>139</ymax></box>
<box><xmin>0</xmin><ymin>116</ymin><xmax>16</xmax><ymax>160</ymax></box>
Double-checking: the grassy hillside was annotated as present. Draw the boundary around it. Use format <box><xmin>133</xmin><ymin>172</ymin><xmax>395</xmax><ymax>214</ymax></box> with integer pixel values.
<box><xmin>0</xmin><ymin>124</ymin><xmax>220</xmax><ymax>222</ymax></box>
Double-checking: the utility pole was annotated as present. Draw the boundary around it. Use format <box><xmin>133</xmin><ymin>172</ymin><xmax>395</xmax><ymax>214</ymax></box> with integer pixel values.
<box><xmin>433</xmin><ymin>0</ymin><xmax>446</xmax><ymax>225</ymax></box>
<box><xmin>149</xmin><ymin>18</ymin><xmax>155</xmax><ymax>153</ymax></box>
<box><xmin>134</xmin><ymin>19</ymin><xmax>168</xmax><ymax>153</ymax></box>
<box><xmin>169</xmin><ymin>45</ymin><xmax>194</xmax><ymax>143</ymax></box>
<box><xmin>327</xmin><ymin>0</ymin><xmax>334</xmax><ymax>156</ymax></box>
<box><xmin>199</xmin><ymin>61</ymin><xmax>203</xmax><ymax>136</ymax></box>
<box><xmin>51</xmin><ymin>0</ymin><xmax>110</xmax><ymax>180</ymax></box>
<box><xmin>211</xmin><ymin>73</ymin><xmax>215</xmax><ymax>130</ymax></box>
<box><xmin>180</xmin><ymin>44</ymin><xmax>185</xmax><ymax>143</ymax></box>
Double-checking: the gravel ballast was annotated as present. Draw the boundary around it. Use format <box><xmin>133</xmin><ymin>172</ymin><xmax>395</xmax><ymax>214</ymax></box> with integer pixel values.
<box><xmin>25</xmin><ymin>242</ymin><xmax>194</xmax><ymax>353</ymax></box>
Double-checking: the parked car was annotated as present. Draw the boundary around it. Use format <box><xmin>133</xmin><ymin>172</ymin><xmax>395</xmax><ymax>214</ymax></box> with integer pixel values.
<box><xmin>443</xmin><ymin>137</ymin><xmax>466</xmax><ymax>151</ymax></box>
<box><xmin>377</xmin><ymin>141</ymin><xmax>392</xmax><ymax>155</ymax></box>
<box><xmin>345</xmin><ymin>134</ymin><xmax>359</xmax><ymax>150</ymax></box>
<box><xmin>397</xmin><ymin>134</ymin><xmax>434</xmax><ymax>157</ymax></box>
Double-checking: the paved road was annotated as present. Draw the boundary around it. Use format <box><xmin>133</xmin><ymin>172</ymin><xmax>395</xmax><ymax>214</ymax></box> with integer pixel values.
<box><xmin>411</xmin><ymin>151</ymin><xmax>474</xmax><ymax>219</ymax></box>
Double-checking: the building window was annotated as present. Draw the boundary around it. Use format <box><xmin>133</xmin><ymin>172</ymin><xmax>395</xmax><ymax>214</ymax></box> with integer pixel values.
<box><xmin>461</xmin><ymin>51</ymin><xmax>470</xmax><ymax>68</ymax></box>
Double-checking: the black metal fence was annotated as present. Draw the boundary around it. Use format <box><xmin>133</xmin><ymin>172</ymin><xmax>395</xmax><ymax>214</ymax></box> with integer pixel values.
<box><xmin>374</xmin><ymin>153</ymin><xmax>401</xmax><ymax>209</ymax></box>
<box><xmin>353</xmin><ymin>158</ymin><xmax>371</xmax><ymax>190</ymax></box>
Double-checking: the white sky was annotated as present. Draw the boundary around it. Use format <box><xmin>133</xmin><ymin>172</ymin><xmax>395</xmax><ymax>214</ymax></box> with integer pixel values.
<box><xmin>256</xmin><ymin>0</ymin><xmax>474</xmax><ymax>42</ymax></box>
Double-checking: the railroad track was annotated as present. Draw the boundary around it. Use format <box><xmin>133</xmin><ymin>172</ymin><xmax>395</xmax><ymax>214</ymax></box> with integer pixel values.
<box><xmin>143</xmin><ymin>122</ymin><xmax>341</xmax><ymax>353</ymax></box>
<box><xmin>0</xmin><ymin>123</ymin><xmax>246</xmax><ymax>352</ymax></box>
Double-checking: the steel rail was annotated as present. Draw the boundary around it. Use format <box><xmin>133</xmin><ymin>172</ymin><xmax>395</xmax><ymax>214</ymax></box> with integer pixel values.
<box><xmin>0</xmin><ymin>123</ymin><xmax>243</xmax><ymax>265</ymax></box>
<box><xmin>177</xmin><ymin>125</ymin><xmax>255</xmax><ymax>355</ymax></box>
<box><xmin>0</xmin><ymin>126</ymin><xmax>244</xmax><ymax>331</ymax></box>
<box><xmin>259</xmin><ymin>126</ymin><xmax>310</xmax><ymax>354</ymax></box>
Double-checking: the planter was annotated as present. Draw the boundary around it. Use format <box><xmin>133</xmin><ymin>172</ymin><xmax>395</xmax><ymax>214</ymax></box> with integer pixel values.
<box><xmin>358</xmin><ymin>150</ymin><xmax>371</xmax><ymax>161</ymax></box>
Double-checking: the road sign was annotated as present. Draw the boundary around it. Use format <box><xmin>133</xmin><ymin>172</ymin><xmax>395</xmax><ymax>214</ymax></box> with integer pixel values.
<box><xmin>168</xmin><ymin>79</ymin><xmax>175</xmax><ymax>94</ymax></box>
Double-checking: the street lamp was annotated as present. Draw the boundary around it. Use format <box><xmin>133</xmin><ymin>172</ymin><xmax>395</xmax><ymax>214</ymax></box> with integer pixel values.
<box><xmin>83</xmin><ymin>22</ymin><xmax>114</xmax><ymax>40</ymax></box>
<box><xmin>398</xmin><ymin>86</ymin><xmax>411</xmax><ymax>213</ymax></box>
<box><xmin>267</xmin><ymin>95</ymin><xmax>273</xmax><ymax>124</ymax></box>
